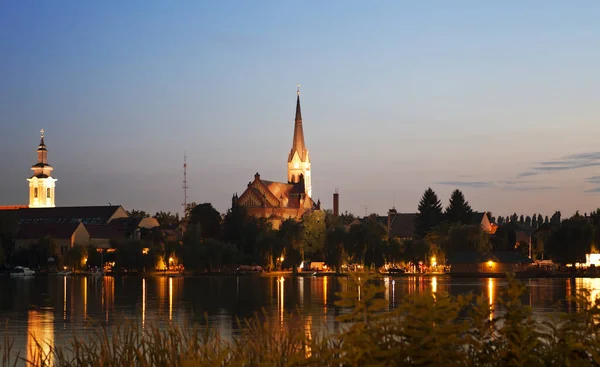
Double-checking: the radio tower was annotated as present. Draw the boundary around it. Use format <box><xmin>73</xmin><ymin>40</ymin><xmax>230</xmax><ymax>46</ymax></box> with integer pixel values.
<box><xmin>183</xmin><ymin>152</ymin><xmax>188</xmax><ymax>218</ymax></box>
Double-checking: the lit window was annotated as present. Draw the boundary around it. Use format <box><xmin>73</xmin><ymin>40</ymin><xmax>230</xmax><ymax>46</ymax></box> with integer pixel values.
<box><xmin>47</xmin><ymin>188</ymin><xmax>51</xmax><ymax>198</ymax></box>
<box><xmin>34</xmin><ymin>188</ymin><xmax>38</xmax><ymax>198</ymax></box>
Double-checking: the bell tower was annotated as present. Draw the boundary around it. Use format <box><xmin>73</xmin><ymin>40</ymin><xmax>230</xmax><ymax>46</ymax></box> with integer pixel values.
<box><xmin>287</xmin><ymin>85</ymin><xmax>312</xmax><ymax>198</ymax></box>
<box><xmin>27</xmin><ymin>129</ymin><xmax>57</xmax><ymax>208</ymax></box>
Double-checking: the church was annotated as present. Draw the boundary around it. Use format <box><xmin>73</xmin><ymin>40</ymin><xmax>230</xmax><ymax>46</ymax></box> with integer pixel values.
<box><xmin>235</xmin><ymin>87</ymin><xmax>320</xmax><ymax>229</ymax></box>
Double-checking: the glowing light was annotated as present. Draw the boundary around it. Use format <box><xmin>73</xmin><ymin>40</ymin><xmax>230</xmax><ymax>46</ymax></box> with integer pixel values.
<box><xmin>487</xmin><ymin>260</ymin><xmax>493</xmax><ymax>269</ymax></box>
<box><xmin>278</xmin><ymin>277</ymin><xmax>285</xmax><ymax>325</ymax></box>
<box><xmin>323</xmin><ymin>276</ymin><xmax>328</xmax><ymax>307</ymax></box>
<box><xmin>432</xmin><ymin>276</ymin><xmax>438</xmax><ymax>299</ymax></box>
<box><xmin>169</xmin><ymin>277</ymin><xmax>173</xmax><ymax>321</ymax></box>
<box><xmin>83</xmin><ymin>276</ymin><xmax>87</xmax><ymax>320</ymax></box>
<box><xmin>26</xmin><ymin>309</ymin><xmax>54</xmax><ymax>366</ymax></box>
<box><xmin>142</xmin><ymin>278</ymin><xmax>146</xmax><ymax>328</ymax></box>
<box><xmin>63</xmin><ymin>276</ymin><xmax>67</xmax><ymax>321</ymax></box>
<box><xmin>169</xmin><ymin>257</ymin><xmax>174</xmax><ymax>263</ymax></box>
<box><xmin>279</xmin><ymin>256</ymin><xmax>285</xmax><ymax>262</ymax></box>
<box><xmin>431</xmin><ymin>256</ymin><xmax>437</xmax><ymax>268</ymax></box>
<box><xmin>488</xmin><ymin>278</ymin><xmax>495</xmax><ymax>321</ymax></box>
<box><xmin>142</xmin><ymin>248</ymin><xmax>150</xmax><ymax>255</ymax></box>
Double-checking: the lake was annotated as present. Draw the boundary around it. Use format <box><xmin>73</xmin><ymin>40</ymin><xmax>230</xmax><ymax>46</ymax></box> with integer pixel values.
<box><xmin>1</xmin><ymin>274</ymin><xmax>599</xmax><ymax>360</ymax></box>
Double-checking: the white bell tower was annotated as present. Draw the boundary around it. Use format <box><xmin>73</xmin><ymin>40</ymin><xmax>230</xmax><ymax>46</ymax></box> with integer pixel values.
<box><xmin>27</xmin><ymin>129</ymin><xmax>57</xmax><ymax>208</ymax></box>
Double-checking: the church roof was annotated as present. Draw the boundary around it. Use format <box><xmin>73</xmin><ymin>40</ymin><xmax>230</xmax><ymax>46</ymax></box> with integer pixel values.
<box><xmin>237</xmin><ymin>174</ymin><xmax>316</xmax><ymax>210</ymax></box>
<box><xmin>15</xmin><ymin>222</ymin><xmax>85</xmax><ymax>240</ymax></box>
<box><xmin>11</xmin><ymin>205</ymin><xmax>127</xmax><ymax>225</ymax></box>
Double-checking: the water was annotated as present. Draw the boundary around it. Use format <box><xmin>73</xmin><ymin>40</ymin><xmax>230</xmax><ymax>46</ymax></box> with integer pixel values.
<box><xmin>1</xmin><ymin>274</ymin><xmax>600</xmax><ymax>358</ymax></box>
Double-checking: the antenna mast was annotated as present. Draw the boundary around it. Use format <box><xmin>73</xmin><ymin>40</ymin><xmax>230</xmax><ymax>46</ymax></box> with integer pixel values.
<box><xmin>183</xmin><ymin>152</ymin><xmax>188</xmax><ymax>217</ymax></box>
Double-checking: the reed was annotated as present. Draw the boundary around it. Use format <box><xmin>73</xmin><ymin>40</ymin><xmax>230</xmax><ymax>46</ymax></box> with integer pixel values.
<box><xmin>3</xmin><ymin>274</ymin><xmax>600</xmax><ymax>366</ymax></box>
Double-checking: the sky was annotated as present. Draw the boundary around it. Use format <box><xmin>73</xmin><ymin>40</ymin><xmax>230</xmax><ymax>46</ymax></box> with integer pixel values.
<box><xmin>1</xmin><ymin>1</ymin><xmax>600</xmax><ymax>219</ymax></box>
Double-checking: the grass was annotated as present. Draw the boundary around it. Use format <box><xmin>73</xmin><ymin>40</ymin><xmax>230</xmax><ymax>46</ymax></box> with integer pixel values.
<box><xmin>3</xmin><ymin>273</ymin><xmax>600</xmax><ymax>366</ymax></box>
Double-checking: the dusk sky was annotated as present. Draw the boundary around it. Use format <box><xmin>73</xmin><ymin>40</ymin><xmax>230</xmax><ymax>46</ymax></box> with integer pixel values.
<box><xmin>2</xmin><ymin>1</ymin><xmax>600</xmax><ymax>218</ymax></box>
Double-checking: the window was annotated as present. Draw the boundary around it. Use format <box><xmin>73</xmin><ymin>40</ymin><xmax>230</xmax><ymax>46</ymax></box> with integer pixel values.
<box><xmin>34</xmin><ymin>188</ymin><xmax>38</xmax><ymax>198</ymax></box>
<box><xmin>47</xmin><ymin>188</ymin><xmax>51</xmax><ymax>198</ymax></box>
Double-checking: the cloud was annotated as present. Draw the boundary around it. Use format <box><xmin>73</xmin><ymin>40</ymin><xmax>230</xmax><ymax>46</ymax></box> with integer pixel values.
<box><xmin>587</xmin><ymin>176</ymin><xmax>600</xmax><ymax>184</ymax></box>
<box><xmin>525</xmin><ymin>151</ymin><xmax>600</xmax><ymax>174</ymax></box>
<box><xmin>516</xmin><ymin>171</ymin><xmax>540</xmax><ymax>178</ymax></box>
<box><xmin>585</xmin><ymin>187</ymin><xmax>600</xmax><ymax>193</ymax></box>
<box><xmin>507</xmin><ymin>186</ymin><xmax>558</xmax><ymax>191</ymax></box>
<box><xmin>435</xmin><ymin>181</ymin><xmax>493</xmax><ymax>188</ymax></box>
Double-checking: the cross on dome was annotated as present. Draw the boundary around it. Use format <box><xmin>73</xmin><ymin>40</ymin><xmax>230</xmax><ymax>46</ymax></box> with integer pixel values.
<box><xmin>40</xmin><ymin>129</ymin><xmax>44</xmax><ymax>138</ymax></box>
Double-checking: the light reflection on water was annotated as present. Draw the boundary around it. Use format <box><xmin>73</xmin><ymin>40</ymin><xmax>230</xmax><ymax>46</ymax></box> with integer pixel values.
<box><xmin>1</xmin><ymin>275</ymin><xmax>600</xmax><ymax>356</ymax></box>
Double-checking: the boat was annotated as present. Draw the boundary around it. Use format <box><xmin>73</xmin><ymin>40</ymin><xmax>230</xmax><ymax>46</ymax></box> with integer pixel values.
<box><xmin>10</xmin><ymin>266</ymin><xmax>35</xmax><ymax>278</ymax></box>
<box><xmin>57</xmin><ymin>271</ymin><xmax>72</xmax><ymax>276</ymax></box>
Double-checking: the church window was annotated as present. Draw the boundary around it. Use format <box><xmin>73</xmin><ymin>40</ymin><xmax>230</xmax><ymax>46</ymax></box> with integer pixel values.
<box><xmin>47</xmin><ymin>188</ymin><xmax>51</xmax><ymax>198</ymax></box>
<box><xmin>34</xmin><ymin>188</ymin><xmax>38</xmax><ymax>198</ymax></box>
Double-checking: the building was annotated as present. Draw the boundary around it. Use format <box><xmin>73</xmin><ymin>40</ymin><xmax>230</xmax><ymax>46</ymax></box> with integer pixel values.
<box><xmin>236</xmin><ymin>88</ymin><xmax>319</xmax><ymax>229</ymax></box>
<box><xmin>27</xmin><ymin>129</ymin><xmax>57</xmax><ymax>208</ymax></box>
<box><xmin>448</xmin><ymin>251</ymin><xmax>534</xmax><ymax>275</ymax></box>
<box><xmin>14</xmin><ymin>222</ymin><xmax>90</xmax><ymax>253</ymax></box>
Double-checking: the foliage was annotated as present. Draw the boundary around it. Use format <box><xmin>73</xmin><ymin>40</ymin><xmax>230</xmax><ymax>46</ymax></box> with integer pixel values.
<box><xmin>188</xmin><ymin>203</ymin><xmax>222</xmax><ymax>240</ymax></box>
<box><xmin>546</xmin><ymin>214</ymin><xmax>594</xmax><ymax>265</ymax></box>
<box><xmin>415</xmin><ymin>188</ymin><xmax>443</xmax><ymax>239</ymax></box>
<box><xmin>446</xmin><ymin>224</ymin><xmax>491</xmax><ymax>253</ymax></box>
<box><xmin>153</xmin><ymin>211</ymin><xmax>180</xmax><ymax>228</ymax></box>
<box><xmin>325</xmin><ymin>225</ymin><xmax>347</xmax><ymax>273</ymax></box>
<box><xmin>127</xmin><ymin>209</ymin><xmax>150</xmax><ymax>218</ymax></box>
<box><xmin>301</xmin><ymin>210</ymin><xmax>326</xmax><ymax>260</ymax></box>
<box><xmin>278</xmin><ymin>219</ymin><xmax>304</xmax><ymax>272</ymax></box>
<box><xmin>445</xmin><ymin>189</ymin><xmax>473</xmax><ymax>224</ymax></box>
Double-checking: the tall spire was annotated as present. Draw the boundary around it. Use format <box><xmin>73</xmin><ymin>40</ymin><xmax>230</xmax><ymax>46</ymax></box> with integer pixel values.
<box><xmin>295</xmin><ymin>84</ymin><xmax>302</xmax><ymax>122</ymax></box>
<box><xmin>289</xmin><ymin>84</ymin><xmax>306</xmax><ymax>162</ymax></box>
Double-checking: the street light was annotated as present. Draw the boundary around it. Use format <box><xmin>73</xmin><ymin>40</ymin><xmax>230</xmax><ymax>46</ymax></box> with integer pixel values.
<box><xmin>431</xmin><ymin>256</ymin><xmax>437</xmax><ymax>268</ymax></box>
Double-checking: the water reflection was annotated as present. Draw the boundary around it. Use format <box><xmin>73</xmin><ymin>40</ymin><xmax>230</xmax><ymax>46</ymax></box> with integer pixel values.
<box><xmin>27</xmin><ymin>309</ymin><xmax>54</xmax><ymax>365</ymax></box>
<box><xmin>488</xmin><ymin>278</ymin><xmax>495</xmax><ymax>321</ymax></box>
<box><xmin>6</xmin><ymin>274</ymin><xmax>600</xmax><ymax>356</ymax></box>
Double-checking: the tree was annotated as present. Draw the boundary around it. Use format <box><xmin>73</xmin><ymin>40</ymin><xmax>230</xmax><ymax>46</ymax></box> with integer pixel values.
<box><xmin>531</xmin><ymin>214</ymin><xmax>538</xmax><ymax>228</ymax></box>
<box><xmin>497</xmin><ymin>216</ymin><xmax>505</xmax><ymax>225</ymax></box>
<box><xmin>510</xmin><ymin>213</ymin><xmax>518</xmax><ymax>222</ymax></box>
<box><xmin>278</xmin><ymin>219</ymin><xmax>304</xmax><ymax>273</ymax></box>
<box><xmin>545</xmin><ymin>215</ymin><xmax>549</xmax><ymax>224</ymax></box>
<box><xmin>444</xmin><ymin>189</ymin><xmax>473</xmax><ymax>224</ymax></box>
<box><xmin>414</xmin><ymin>188</ymin><xmax>443</xmax><ymax>239</ymax></box>
<box><xmin>546</xmin><ymin>214</ymin><xmax>593</xmax><ymax>265</ymax></box>
<box><xmin>550</xmin><ymin>211</ymin><xmax>562</xmax><ymax>225</ymax></box>
<box><xmin>537</xmin><ymin>214</ymin><xmax>543</xmax><ymax>227</ymax></box>
<box><xmin>153</xmin><ymin>211</ymin><xmax>180</xmax><ymax>228</ymax></box>
<box><xmin>188</xmin><ymin>203</ymin><xmax>222</xmax><ymax>240</ymax></box>
<box><xmin>223</xmin><ymin>197</ymin><xmax>250</xmax><ymax>252</ymax></box>
<box><xmin>128</xmin><ymin>209</ymin><xmax>150</xmax><ymax>218</ymax></box>
<box><xmin>525</xmin><ymin>216</ymin><xmax>532</xmax><ymax>228</ymax></box>
<box><xmin>302</xmin><ymin>210</ymin><xmax>326</xmax><ymax>260</ymax></box>
<box><xmin>446</xmin><ymin>224</ymin><xmax>490</xmax><ymax>254</ymax></box>
<box><xmin>325</xmin><ymin>226</ymin><xmax>347</xmax><ymax>273</ymax></box>
<box><xmin>519</xmin><ymin>215</ymin><xmax>524</xmax><ymax>225</ymax></box>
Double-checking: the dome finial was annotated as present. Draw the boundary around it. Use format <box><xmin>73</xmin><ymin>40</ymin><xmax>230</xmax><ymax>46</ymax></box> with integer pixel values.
<box><xmin>40</xmin><ymin>129</ymin><xmax>44</xmax><ymax>138</ymax></box>
<box><xmin>297</xmin><ymin>84</ymin><xmax>300</xmax><ymax>95</ymax></box>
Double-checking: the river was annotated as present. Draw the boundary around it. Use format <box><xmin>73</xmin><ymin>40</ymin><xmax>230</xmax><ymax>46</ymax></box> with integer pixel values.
<box><xmin>1</xmin><ymin>274</ymin><xmax>599</xmax><ymax>360</ymax></box>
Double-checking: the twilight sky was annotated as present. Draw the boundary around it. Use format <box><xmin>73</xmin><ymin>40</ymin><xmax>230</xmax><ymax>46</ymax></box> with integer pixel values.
<box><xmin>1</xmin><ymin>1</ymin><xmax>600</xmax><ymax>219</ymax></box>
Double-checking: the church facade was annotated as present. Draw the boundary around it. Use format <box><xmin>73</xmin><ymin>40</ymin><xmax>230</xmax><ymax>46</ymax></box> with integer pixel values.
<box><xmin>236</xmin><ymin>88</ymin><xmax>319</xmax><ymax>229</ymax></box>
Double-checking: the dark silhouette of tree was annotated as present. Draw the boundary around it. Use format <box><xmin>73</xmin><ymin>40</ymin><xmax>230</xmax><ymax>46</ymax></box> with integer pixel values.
<box><xmin>497</xmin><ymin>216</ymin><xmax>505</xmax><ymax>225</ymax></box>
<box><xmin>525</xmin><ymin>216</ymin><xmax>532</xmax><ymax>227</ymax></box>
<box><xmin>188</xmin><ymin>203</ymin><xmax>222</xmax><ymax>240</ymax></box>
<box><xmin>531</xmin><ymin>214</ymin><xmax>538</xmax><ymax>228</ymax></box>
<box><xmin>153</xmin><ymin>211</ymin><xmax>180</xmax><ymax>229</ymax></box>
<box><xmin>545</xmin><ymin>215</ymin><xmax>550</xmax><ymax>224</ymax></box>
<box><xmin>444</xmin><ymin>189</ymin><xmax>473</xmax><ymax>224</ymax></box>
<box><xmin>491</xmin><ymin>223</ymin><xmax>518</xmax><ymax>252</ymax></box>
<box><xmin>537</xmin><ymin>214</ymin><xmax>543</xmax><ymax>226</ymax></box>
<box><xmin>550</xmin><ymin>211</ymin><xmax>562</xmax><ymax>225</ymax></box>
<box><xmin>278</xmin><ymin>219</ymin><xmax>304</xmax><ymax>273</ymax></box>
<box><xmin>325</xmin><ymin>225</ymin><xmax>347</xmax><ymax>273</ymax></box>
<box><xmin>128</xmin><ymin>209</ymin><xmax>150</xmax><ymax>218</ymax></box>
<box><xmin>415</xmin><ymin>188</ymin><xmax>443</xmax><ymax>239</ymax></box>
<box><xmin>511</xmin><ymin>213</ymin><xmax>518</xmax><ymax>222</ymax></box>
<box><xmin>519</xmin><ymin>215</ymin><xmax>524</xmax><ymax>225</ymax></box>
<box><xmin>547</xmin><ymin>214</ymin><xmax>593</xmax><ymax>265</ymax></box>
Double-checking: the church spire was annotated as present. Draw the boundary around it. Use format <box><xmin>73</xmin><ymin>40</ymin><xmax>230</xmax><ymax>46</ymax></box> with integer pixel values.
<box><xmin>290</xmin><ymin>84</ymin><xmax>306</xmax><ymax>162</ymax></box>
<box><xmin>28</xmin><ymin>129</ymin><xmax>57</xmax><ymax>208</ymax></box>
<box><xmin>287</xmin><ymin>86</ymin><xmax>312</xmax><ymax>198</ymax></box>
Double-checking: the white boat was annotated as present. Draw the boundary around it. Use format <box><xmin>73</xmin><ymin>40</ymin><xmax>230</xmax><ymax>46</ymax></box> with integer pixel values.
<box><xmin>10</xmin><ymin>266</ymin><xmax>35</xmax><ymax>277</ymax></box>
<box><xmin>57</xmin><ymin>271</ymin><xmax>72</xmax><ymax>276</ymax></box>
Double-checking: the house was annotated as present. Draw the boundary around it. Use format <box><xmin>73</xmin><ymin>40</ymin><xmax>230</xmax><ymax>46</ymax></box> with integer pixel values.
<box><xmin>382</xmin><ymin>208</ymin><xmax>416</xmax><ymax>242</ymax></box>
<box><xmin>14</xmin><ymin>222</ymin><xmax>90</xmax><ymax>254</ymax></box>
<box><xmin>87</xmin><ymin>216</ymin><xmax>160</xmax><ymax>248</ymax></box>
<box><xmin>448</xmin><ymin>251</ymin><xmax>533</xmax><ymax>275</ymax></box>
<box><xmin>471</xmin><ymin>212</ymin><xmax>493</xmax><ymax>233</ymax></box>
<box><xmin>9</xmin><ymin>205</ymin><xmax>128</xmax><ymax>226</ymax></box>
